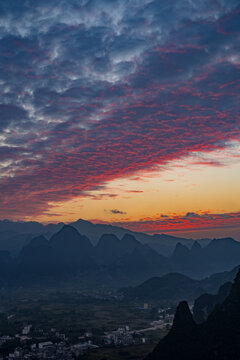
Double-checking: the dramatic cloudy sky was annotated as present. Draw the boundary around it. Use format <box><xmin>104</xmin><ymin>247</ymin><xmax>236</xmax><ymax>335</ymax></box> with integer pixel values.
<box><xmin>0</xmin><ymin>0</ymin><xmax>240</xmax><ymax>238</ymax></box>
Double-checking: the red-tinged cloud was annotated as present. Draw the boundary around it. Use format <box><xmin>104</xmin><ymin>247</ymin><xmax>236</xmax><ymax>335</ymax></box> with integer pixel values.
<box><xmin>102</xmin><ymin>212</ymin><xmax>240</xmax><ymax>234</ymax></box>
<box><xmin>0</xmin><ymin>1</ymin><xmax>239</xmax><ymax>219</ymax></box>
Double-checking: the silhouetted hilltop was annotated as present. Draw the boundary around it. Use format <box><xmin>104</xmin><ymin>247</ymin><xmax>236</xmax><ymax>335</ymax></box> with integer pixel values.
<box><xmin>171</xmin><ymin>301</ymin><xmax>196</xmax><ymax>335</ymax></box>
<box><xmin>170</xmin><ymin>237</ymin><xmax>240</xmax><ymax>278</ymax></box>
<box><xmin>145</xmin><ymin>269</ymin><xmax>240</xmax><ymax>360</ymax></box>
<box><xmin>193</xmin><ymin>281</ymin><xmax>232</xmax><ymax>323</ymax></box>
<box><xmin>50</xmin><ymin>225</ymin><xmax>94</xmax><ymax>267</ymax></box>
<box><xmin>191</xmin><ymin>240</ymin><xmax>202</xmax><ymax>254</ymax></box>
<box><xmin>1</xmin><ymin>223</ymin><xmax>240</xmax><ymax>288</ymax></box>
<box><xmin>121</xmin><ymin>233</ymin><xmax>143</xmax><ymax>253</ymax></box>
<box><xmin>69</xmin><ymin>220</ymin><xmax>211</xmax><ymax>255</ymax></box>
<box><xmin>0</xmin><ymin>218</ymin><xmax>211</xmax><ymax>256</ymax></box>
<box><xmin>8</xmin><ymin>226</ymin><xmax>171</xmax><ymax>287</ymax></box>
<box><xmin>95</xmin><ymin>234</ymin><xmax>126</xmax><ymax>265</ymax></box>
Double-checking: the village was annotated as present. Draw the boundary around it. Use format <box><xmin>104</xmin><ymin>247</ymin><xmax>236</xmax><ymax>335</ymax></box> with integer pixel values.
<box><xmin>0</xmin><ymin>306</ymin><xmax>174</xmax><ymax>359</ymax></box>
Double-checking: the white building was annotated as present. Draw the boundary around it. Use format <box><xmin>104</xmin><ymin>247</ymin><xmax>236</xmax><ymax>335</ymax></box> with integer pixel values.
<box><xmin>22</xmin><ymin>325</ymin><xmax>32</xmax><ymax>335</ymax></box>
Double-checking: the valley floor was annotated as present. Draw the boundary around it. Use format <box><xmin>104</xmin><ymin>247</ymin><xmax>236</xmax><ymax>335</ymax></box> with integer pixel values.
<box><xmin>0</xmin><ymin>288</ymin><xmax>169</xmax><ymax>359</ymax></box>
<box><xmin>81</xmin><ymin>343</ymin><xmax>157</xmax><ymax>360</ymax></box>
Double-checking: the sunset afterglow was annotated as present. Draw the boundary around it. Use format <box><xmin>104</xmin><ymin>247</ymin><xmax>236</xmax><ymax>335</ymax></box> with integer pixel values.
<box><xmin>0</xmin><ymin>1</ymin><xmax>239</xmax><ymax>238</ymax></box>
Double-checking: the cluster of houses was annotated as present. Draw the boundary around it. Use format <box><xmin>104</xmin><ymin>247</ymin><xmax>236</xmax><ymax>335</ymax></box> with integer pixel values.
<box><xmin>1</xmin><ymin>337</ymin><xmax>100</xmax><ymax>359</ymax></box>
<box><xmin>103</xmin><ymin>326</ymin><xmax>146</xmax><ymax>346</ymax></box>
<box><xmin>0</xmin><ymin>305</ymin><xmax>174</xmax><ymax>359</ymax></box>
<box><xmin>0</xmin><ymin>324</ymin><xmax>146</xmax><ymax>359</ymax></box>
<box><xmin>5</xmin><ymin>341</ymin><xmax>75</xmax><ymax>359</ymax></box>
<box><xmin>0</xmin><ymin>326</ymin><xmax>94</xmax><ymax>359</ymax></box>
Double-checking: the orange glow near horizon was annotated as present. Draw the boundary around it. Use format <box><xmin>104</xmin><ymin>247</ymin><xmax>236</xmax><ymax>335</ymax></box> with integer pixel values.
<box><xmin>32</xmin><ymin>142</ymin><xmax>240</xmax><ymax>238</ymax></box>
<box><xmin>1</xmin><ymin>1</ymin><xmax>240</xmax><ymax>243</ymax></box>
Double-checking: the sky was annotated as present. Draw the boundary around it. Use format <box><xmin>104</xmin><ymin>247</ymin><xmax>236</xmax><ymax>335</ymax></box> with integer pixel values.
<box><xmin>0</xmin><ymin>0</ymin><xmax>240</xmax><ymax>239</ymax></box>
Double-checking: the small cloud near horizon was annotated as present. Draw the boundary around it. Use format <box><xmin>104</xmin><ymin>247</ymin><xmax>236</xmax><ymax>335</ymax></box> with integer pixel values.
<box><xmin>106</xmin><ymin>209</ymin><xmax>127</xmax><ymax>215</ymax></box>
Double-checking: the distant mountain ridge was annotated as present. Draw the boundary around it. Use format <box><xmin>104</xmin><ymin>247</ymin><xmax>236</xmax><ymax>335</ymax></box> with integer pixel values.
<box><xmin>170</xmin><ymin>238</ymin><xmax>240</xmax><ymax>277</ymax></box>
<box><xmin>0</xmin><ymin>224</ymin><xmax>240</xmax><ymax>289</ymax></box>
<box><xmin>0</xmin><ymin>218</ymin><xmax>211</xmax><ymax>256</ymax></box>
<box><xmin>0</xmin><ymin>226</ymin><xmax>173</xmax><ymax>287</ymax></box>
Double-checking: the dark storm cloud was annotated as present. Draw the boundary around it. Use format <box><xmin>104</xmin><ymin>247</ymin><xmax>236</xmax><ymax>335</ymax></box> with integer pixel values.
<box><xmin>0</xmin><ymin>0</ymin><xmax>239</xmax><ymax>218</ymax></box>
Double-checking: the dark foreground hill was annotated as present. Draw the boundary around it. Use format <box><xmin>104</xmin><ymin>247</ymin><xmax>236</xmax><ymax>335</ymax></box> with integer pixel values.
<box><xmin>145</xmin><ymin>269</ymin><xmax>240</xmax><ymax>360</ymax></box>
<box><xmin>193</xmin><ymin>281</ymin><xmax>232</xmax><ymax>323</ymax></box>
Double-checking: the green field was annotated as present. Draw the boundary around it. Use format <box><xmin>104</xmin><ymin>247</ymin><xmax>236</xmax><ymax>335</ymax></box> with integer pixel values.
<box><xmin>0</xmin><ymin>289</ymin><xmax>167</xmax><ymax>341</ymax></box>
